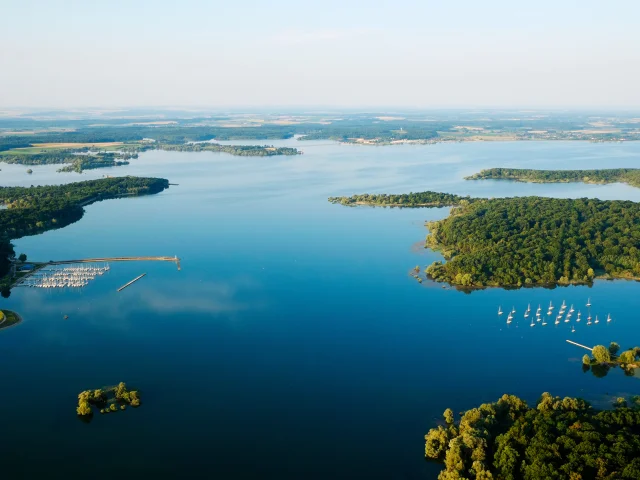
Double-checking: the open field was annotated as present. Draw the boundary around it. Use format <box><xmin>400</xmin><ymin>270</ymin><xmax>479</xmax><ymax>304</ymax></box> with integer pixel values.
<box><xmin>0</xmin><ymin>142</ymin><xmax>129</xmax><ymax>156</ymax></box>
<box><xmin>32</xmin><ymin>142</ymin><xmax>124</xmax><ymax>148</ymax></box>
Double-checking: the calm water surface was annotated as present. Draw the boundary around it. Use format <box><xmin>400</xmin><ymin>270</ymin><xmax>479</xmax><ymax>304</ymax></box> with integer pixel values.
<box><xmin>1</xmin><ymin>140</ymin><xmax>640</xmax><ymax>479</ymax></box>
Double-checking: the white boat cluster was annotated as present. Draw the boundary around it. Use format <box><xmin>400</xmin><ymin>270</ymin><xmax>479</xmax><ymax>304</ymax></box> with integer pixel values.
<box><xmin>498</xmin><ymin>297</ymin><xmax>612</xmax><ymax>332</ymax></box>
<box><xmin>21</xmin><ymin>263</ymin><xmax>110</xmax><ymax>289</ymax></box>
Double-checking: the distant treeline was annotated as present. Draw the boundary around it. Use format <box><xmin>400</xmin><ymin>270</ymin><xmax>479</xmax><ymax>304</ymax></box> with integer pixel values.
<box><xmin>300</xmin><ymin>121</ymin><xmax>441</xmax><ymax>142</ymax></box>
<box><xmin>0</xmin><ymin>177</ymin><xmax>169</xmax><ymax>285</ymax></box>
<box><xmin>466</xmin><ymin>167</ymin><xmax>640</xmax><ymax>188</ymax></box>
<box><xmin>0</xmin><ymin>143</ymin><xmax>300</xmax><ymax>172</ymax></box>
<box><xmin>0</xmin><ymin>126</ymin><xmax>299</xmax><ymax>151</ymax></box>
<box><xmin>148</xmin><ymin>143</ymin><xmax>301</xmax><ymax>156</ymax></box>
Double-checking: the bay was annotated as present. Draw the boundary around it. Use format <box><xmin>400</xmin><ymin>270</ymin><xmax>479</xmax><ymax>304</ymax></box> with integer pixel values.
<box><xmin>1</xmin><ymin>140</ymin><xmax>640</xmax><ymax>479</ymax></box>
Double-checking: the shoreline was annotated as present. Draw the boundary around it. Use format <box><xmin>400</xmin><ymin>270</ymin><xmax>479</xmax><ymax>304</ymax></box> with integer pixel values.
<box><xmin>0</xmin><ymin>310</ymin><xmax>23</xmax><ymax>331</ymax></box>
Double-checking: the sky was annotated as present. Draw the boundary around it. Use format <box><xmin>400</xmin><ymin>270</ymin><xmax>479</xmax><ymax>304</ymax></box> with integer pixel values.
<box><xmin>1</xmin><ymin>0</ymin><xmax>639</xmax><ymax>109</ymax></box>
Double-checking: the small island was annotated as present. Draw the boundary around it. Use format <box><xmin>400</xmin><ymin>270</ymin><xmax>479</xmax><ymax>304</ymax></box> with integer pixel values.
<box><xmin>77</xmin><ymin>382</ymin><xmax>141</xmax><ymax>418</ymax></box>
<box><xmin>465</xmin><ymin>167</ymin><xmax>640</xmax><ymax>188</ymax></box>
<box><xmin>0</xmin><ymin>310</ymin><xmax>22</xmax><ymax>330</ymax></box>
<box><xmin>425</xmin><ymin>393</ymin><xmax>640</xmax><ymax>479</ymax></box>
<box><xmin>330</xmin><ymin>192</ymin><xmax>640</xmax><ymax>288</ymax></box>
<box><xmin>577</xmin><ymin>341</ymin><xmax>640</xmax><ymax>378</ymax></box>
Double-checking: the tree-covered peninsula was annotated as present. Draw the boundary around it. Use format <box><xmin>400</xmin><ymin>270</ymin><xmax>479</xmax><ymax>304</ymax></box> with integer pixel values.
<box><xmin>330</xmin><ymin>192</ymin><xmax>640</xmax><ymax>288</ymax></box>
<box><xmin>425</xmin><ymin>393</ymin><xmax>640</xmax><ymax>479</ymax></box>
<box><xmin>328</xmin><ymin>191</ymin><xmax>469</xmax><ymax>207</ymax></box>
<box><xmin>466</xmin><ymin>168</ymin><xmax>640</xmax><ymax>188</ymax></box>
<box><xmin>0</xmin><ymin>177</ymin><xmax>169</xmax><ymax>291</ymax></box>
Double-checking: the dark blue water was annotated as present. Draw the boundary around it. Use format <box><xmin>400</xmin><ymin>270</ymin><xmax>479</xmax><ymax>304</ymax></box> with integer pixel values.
<box><xmin>1</xmin><ymin>140</ymin><xmax>640</xmax><ymax>479</ymax></box>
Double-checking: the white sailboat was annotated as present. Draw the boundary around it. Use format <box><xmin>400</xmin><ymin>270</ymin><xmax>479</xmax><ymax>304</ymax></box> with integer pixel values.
<box><xmin>569</xmin><ymin>304</ymin><xmax>574</xmax><ymax>313</ymax></box>
<box><xmin>549</xmin><ymin>301</ymin><xmax>554</xmax><ymax>311</ymax></box>
<box><xmin>571</xmin><ymin>325</ymin><xmax>576</xmax><ymax>333</ymax></box>
<box><xmin>595</xmin><ymin>315</ymin><xmax>600</xmax><ymax>324</ymax></box>
<box><xmin>511</xmin><ymin>306</ymin><xmax>516</xmax><ymax>314</ymax></box>
<box><xmin>555</xmin><ymin>317</ymin><xmax>560</xmax><ymax>325</ymax></box>
<box><xmin>586</xmin><ymin>297</ymin><xmax>591</xmax><ymax>307</ymax></box>
<box><xmin>498</xmin><ymin>306</ymin><xmax>503</xmax><ymax>315</ymax></box>
<box><xmin>536</xmin><ymin>304</ymin><xmax>541</xmax><ymax>315</ymax></box>
<box><xmin>607</xmin><ymin>314</ymin><xmax>611</xmax><ymax>323</ymax></box>
<box><xmin>542</xmin><ymin>318</ymin><xmax>548</xmax><ymax>326</ymax></box>
<box><xmin>527</xmin><ymin>303</ymin><xmax>531</xmax><ymax>313</ymax></box>
<box><xmin>530</xmin><ymin>318</ymin><xmax>535</xmax><ymax>327</ymax></box>
<box><xmin>576</xmin><ymin>311</ymin><xmax>581</xmax><ymax>322</ymax></box>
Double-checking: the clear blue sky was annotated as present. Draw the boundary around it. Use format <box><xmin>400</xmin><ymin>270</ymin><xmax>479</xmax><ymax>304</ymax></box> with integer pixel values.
<box><xmin>2</xmin><ymin>0</ymin><xmax>639</xmax><ymax>108</ymax></box>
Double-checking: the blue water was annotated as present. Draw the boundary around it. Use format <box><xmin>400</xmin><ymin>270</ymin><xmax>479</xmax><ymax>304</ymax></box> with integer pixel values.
<box><xmin>1</xmin><ymin>140</ymin><xmax>640</xmax><ymax>479</ymax></box>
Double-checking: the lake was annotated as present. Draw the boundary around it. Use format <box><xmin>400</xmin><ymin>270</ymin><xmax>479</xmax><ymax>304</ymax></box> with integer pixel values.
<box><xmin>1</xmin><ymin>140</ymin><xmax>640</xmax><ymax>479</ymax></box>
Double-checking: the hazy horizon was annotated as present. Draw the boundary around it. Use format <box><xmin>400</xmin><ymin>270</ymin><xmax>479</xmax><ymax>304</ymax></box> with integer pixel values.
<box><xmin>2</xmin><ymin>0</ymin><xmax>639</xmax><ymax>109</ymax></box>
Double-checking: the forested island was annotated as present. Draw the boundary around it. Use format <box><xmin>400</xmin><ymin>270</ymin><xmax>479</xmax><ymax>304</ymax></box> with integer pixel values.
<box><xmin>0</xmin><ymin>177</ymin><xmax>169</xmax><ymax>293</ymax></box>
<box><xmin>425</xmin><ymin>393</ymin><xmax>640</xmax><ymax>479</ymax></box>
<box><xmin>330</xmin><ymin>192</ymin><xmax>640</xmax><ymax>288</ymax></box>
<box><xmin>466</xmin><ymin>168</ymin><xmax>640</xmax><ymax>188</ymax></box>
<box><xmin>77</xmin><ymin>382</ymin><xmax>141</xmax><ymax>418</ymax></box>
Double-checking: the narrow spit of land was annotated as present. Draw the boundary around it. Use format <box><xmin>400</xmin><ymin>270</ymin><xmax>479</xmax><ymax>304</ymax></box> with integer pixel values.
<box><xmin>465</xmin><ymin>167</ymin><xmax>640</xmax><ymax>188</ymax></box>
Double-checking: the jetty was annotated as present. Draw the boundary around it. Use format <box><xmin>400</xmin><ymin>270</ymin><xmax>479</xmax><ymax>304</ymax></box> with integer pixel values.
<box><xmin>566</xmin><ymin>340</ymin><xmax>593</xmax><ymax>351</ymax></box>
<box><xmin>117</xmin><ymin>273</ymin><xmax>146</xmax><ymax>292</ymax></box>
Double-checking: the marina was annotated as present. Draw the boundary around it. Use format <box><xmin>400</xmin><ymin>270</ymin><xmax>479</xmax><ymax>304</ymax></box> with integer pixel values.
<box><xmin>17</xmin><ymin>263</ymin><xmax>110</xmax><ymax>289</ymax></box>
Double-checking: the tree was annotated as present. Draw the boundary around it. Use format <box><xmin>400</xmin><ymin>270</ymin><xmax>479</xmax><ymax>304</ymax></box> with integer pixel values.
<box><xmin>17</xmin><ymin>253</ymin><xmax>27</xmax><ymax>262</ymax></box>
<box><xmin>609</xmin><ymin>342</ymin><xmax>620</xmax><ymax>356</ymax></box>
<box><xmin>619</xmin><ymin>350</ymin><xmax>636</xmax><ymax>364</ymax></box>
<box><xmin>592</xmin><ymin>345</ymin><xmax>610</xmax><ymax>363</ymax></box>
<box><xmin>444</xmin><ymin>408</ymin><xmax>455</xmax><ymax>425</ymax></box>
<box><xmin>614</xmin><ymin>397</ymin><xmax>627</xmax><ymax>408</ymax></box>
<box><xmin>582</xmin><ymin>354</ymin><xmax>591</xmax><ymax>365</ymax></box>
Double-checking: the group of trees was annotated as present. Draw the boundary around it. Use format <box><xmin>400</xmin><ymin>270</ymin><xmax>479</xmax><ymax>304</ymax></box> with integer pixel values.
<box><xmin>76</xmin><ymin>383</ymin><xmax>141</xmax><ymax>417</ymax></box>
<box><xmin>582</xmin><ymin>342</ymin><xmax>640</xmax><ymax>378</ymax></box>
<box><xmin>0</xmin><ymin>177</ymin><xmax>169</xmax><ymax>293</ymax></box>
<box><xmin>425</xmin><ymin>393</ymin><xmax>640</xmax><ymax>479</ymax></box>
<box><xmin>328</xmin><ymin>191</ymin><xmax>468</xmax><ymax>207</ymax></box>
<box><xmin>423</xmin><ymin>195</ymin><xmax>640</xmax><ymax>287</ymax></box>
<box><xmin>466</xmin><ymin>168</ymin><xmax>640</xmax><ymax>188</ymax></box>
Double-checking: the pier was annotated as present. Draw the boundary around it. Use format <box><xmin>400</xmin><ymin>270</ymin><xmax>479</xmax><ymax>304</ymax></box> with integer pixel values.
<box><xmin>566</xmin><ymin>340</ymin><xmax>594</xmax><ymax>351</ymax></box>
<box><xmin>117</xmin><ymin>273</ymin><xmax>147</xmax><ymax>292</ymax></box>
<box><xmin>11</xmin><ymin>256</ymin><xmax>180</xmax><ymax>288</ymax></box>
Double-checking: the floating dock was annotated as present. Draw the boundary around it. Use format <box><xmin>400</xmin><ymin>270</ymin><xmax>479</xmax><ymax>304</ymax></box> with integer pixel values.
<box><xmin>117</xmin><ymin>273</ymin><xmax>146</xmax><ymax>292</ymax></box>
